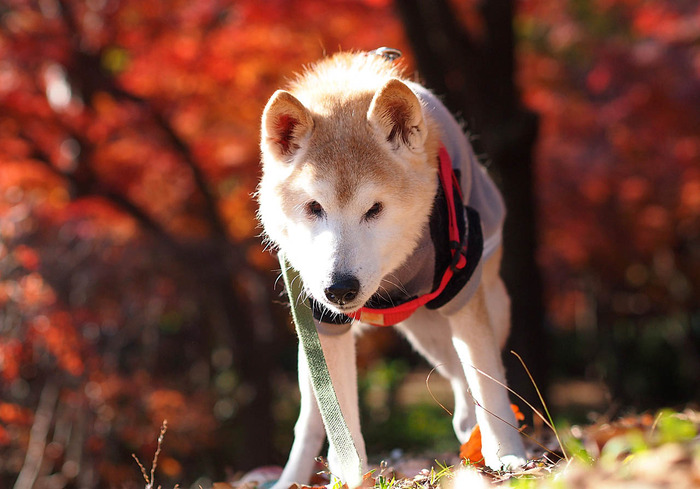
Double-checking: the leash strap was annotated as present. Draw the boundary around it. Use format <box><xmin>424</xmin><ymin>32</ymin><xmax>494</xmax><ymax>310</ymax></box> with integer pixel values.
<box><xmin>278</xmin><ymin>253</ymin><xmax>363</xmax><ymax>487</ymax></box>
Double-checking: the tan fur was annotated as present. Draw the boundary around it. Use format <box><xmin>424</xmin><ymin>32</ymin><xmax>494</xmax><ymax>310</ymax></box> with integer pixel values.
<box><xmin>258</xmin><ymin>52</ymin><xmax>526</xmax><ymax>489</ymax></box>
<box><xmin>259</xmin><ymin>52</ymin><xmax>443</xmax><ymax>309</ymax></box>
<box><xmin>261</xmin><ymin>53</ymin><xmax>441</xmax><ymax>202</ymax></box>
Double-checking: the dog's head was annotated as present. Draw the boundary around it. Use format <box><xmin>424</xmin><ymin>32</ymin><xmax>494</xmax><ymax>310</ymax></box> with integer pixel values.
<box><xmin>258</xmin><ymin>57</ymin><xmax>438</xmax><ymax>315</ymax></box>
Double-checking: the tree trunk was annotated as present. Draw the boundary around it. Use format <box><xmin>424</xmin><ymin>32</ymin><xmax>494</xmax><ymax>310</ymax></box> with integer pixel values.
<box><xmin>395</xmin><ymin>0</ymin><xmax>548</xmax><ymax>412</ymax></box>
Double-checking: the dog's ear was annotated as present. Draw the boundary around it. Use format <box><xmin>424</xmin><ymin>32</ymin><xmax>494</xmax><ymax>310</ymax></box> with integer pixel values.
<box><xmin>367</xmin><ymin>78</ymin><xmax>426</xmax><ymax>153</ymax></box>
<box><xmin>261</xmin><ymin>90</ymin><xmax>314</xmax><ymax>161</ymax></box>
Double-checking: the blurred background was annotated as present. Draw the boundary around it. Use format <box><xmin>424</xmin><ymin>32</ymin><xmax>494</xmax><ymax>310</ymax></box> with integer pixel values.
<box><xmin>0</xmin><ymin>0</ymin><xmax>698</xmax><ymax>487</ymax></box>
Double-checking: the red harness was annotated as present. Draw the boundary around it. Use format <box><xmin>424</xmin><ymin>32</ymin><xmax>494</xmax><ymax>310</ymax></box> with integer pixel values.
<box><xmin>345</xmin><ymin>146</ymin><xmax>468</xmax><ymax>326</ymax></box>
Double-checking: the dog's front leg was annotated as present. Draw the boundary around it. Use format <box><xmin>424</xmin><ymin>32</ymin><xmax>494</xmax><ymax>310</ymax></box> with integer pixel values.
<box><xmin>275</xmin><ymin>324</ymin><xmax>367</xmax><ymax>489</ymax></box>
<box><xmin>273</xmin><ymin>342</ymin><xmax>326</xmax><ymax>489</ymax></box>
<box><xmin>447</xmin><ymin>286</ymin><xmax>527</xmax><ymax>470</ymax></box>
<box><xmin>317</xmin><ymin>325</ymin><xmax>367</xmax><ymax>488</ymax></box>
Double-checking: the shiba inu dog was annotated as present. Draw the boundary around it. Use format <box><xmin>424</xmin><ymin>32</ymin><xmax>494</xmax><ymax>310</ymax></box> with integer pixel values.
<box><xmin>258</xmin><ymin>50</ymin><xmax>527</xmax><ymax>488</ymax></box>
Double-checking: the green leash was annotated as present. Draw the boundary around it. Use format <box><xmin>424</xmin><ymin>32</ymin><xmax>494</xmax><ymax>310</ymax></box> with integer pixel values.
<box><xmin>278</xmin><ymin>253</ymin><xmax>363</xmax><ymax>487</ymax></box>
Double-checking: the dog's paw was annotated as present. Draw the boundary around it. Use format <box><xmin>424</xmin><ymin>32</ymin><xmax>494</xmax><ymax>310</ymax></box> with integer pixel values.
<box><xmin>239</xmin><ymin>466</ymin><xmax>285</xmax><ymax>489</ymax></box>
<box><xmin>493</xmin><ymin>455</ymin><xmax>526</xmax><ymax>471</ymax></box>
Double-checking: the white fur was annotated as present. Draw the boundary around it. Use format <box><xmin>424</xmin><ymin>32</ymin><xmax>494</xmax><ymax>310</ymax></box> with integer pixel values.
<box><xmin>258</xmin><ymin>54</ymin><xmax>526</xmax><ymax>488</ymax></box>
<box><xmin>271</xmin><ymin>251</ymin><xmax>526</xmax><ymax>489</ymax></box>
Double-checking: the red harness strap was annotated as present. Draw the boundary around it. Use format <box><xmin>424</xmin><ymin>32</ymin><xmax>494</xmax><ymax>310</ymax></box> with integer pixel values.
<box><xmin>346</xmin><ymin>146</ymin><xmax>467</xmax><ymax>326</ymax></box>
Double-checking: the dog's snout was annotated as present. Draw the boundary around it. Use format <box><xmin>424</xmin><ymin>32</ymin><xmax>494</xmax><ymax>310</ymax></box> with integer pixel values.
<box><xmin>324</xmin><ymin>276</ymin><xmax>360</xmax><ymax>305</ymax></box>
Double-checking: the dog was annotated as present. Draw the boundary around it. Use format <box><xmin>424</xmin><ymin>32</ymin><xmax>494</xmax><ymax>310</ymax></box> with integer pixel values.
<box><xmin>257</xmin><ymin>50</ymin><xmax>527</xmax><ymax>488</ymax></box>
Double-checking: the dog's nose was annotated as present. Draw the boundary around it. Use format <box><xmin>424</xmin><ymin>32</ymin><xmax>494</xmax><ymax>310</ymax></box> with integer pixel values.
<box><xmin>324</xmin><ymin>277</ymin><xmax>360</xmax><ymax>305</ymax></box>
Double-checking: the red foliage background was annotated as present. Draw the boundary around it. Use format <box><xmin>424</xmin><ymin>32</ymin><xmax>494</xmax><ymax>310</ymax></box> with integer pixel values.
<box><xmin>0</xmin><ymin>0</ymin><xmax>698</xmax><ymax>487</ymax></box>
<box><xmin>519</xmin><ymin>0</ymin><xmax>700</xmax><ymax>402</ymax></box>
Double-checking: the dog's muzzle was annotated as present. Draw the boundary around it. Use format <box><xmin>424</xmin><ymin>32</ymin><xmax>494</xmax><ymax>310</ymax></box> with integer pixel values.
<box><xmin>324</xmin><ymin>276</ymin><xmax>360</xmax><ymax>306</ymax></box>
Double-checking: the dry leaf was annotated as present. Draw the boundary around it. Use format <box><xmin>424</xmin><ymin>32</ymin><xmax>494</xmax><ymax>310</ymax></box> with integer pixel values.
<box><xmin>459</xmin><ymin>404</ymin><xmax>524</xmax><ymax>466</ymax></box>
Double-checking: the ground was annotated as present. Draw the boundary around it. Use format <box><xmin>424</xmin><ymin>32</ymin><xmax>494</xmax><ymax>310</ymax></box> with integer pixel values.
<box><xmin>156</xmin><ymin>408</ymin><xmax>699</xmax><ymax>489</ymax></box>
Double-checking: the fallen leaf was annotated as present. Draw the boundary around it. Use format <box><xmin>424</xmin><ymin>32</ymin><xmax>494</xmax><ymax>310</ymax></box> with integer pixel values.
<box><xmin>512</xmin><ymin>403</ymin><xmax>525</xmax><ymax>422</ymax></box>
<box><xmin>460</xmin><ymin>424</ymin><xmax>484</xmax><ymax>466</ymax></box>
<box><xmin>459</xmin><ymin>404</ymin><xmax>524</xmax><ymax>466</ymax></box>
<box><xmin>359</xmin><ymin>471</ymin><xmax>376</xmax><ymax>488</ymax></box>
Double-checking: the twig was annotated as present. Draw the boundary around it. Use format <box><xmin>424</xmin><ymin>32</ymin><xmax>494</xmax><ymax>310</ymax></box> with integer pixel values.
<box><xmin>462</xmin><ymin>362</ymin><xmax>565</xmax><ymax>460</ymax></box>
<box><xmin>649</xmin><ymin>410</ymin><xmax>665</xmax><ymax>437</ymax></box>
<box><xmin>464</xmin><ymin>363</ymin><xmax>555</xmax><ymax>432</ymax></box>
<box><xmin>13</xmin><ymin>378</ymin><xmax>61</xmax><ymax>489</ymax></box>
<box><xmin>132</xmin><ymin>453</ymin><xmax>150</xmax><ymax>486</ymax></box>
<box><xmin>132</xmin><ymin>420</ymin><xmax>168</xmax><ymax>489</ymax></box>
<box><xmin>425</xmin><ymin>366</ymin><xmax>453</xmax><ymax>416</ymax></box>
<box><xmin>424</xmin><ymin>360</ymin><xmax>557</xmax><ymax>434</ymax></box>
<box><xmin>510</xmin><ymin>351</ymin><xmax>568</xmax><ymax>461</ymax></box>
<box><xmin>464</xmin><ymin>385</ymin><xmax>563</xmax><ymax>461</ymax></box>
<box><xmin>424</xmin><ymin>363</ymin><xmax>562</xmax><ymax>461</ymax></box>
<box><xmin>151</xmin><ymin>420</ymin><xmax>168</xmax><ymax>486</ymax></box>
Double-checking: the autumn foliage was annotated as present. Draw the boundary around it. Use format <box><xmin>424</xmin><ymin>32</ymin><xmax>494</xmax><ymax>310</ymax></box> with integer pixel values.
<box><xmin>0</xmin><ymin>0</ymin><xmax>698</xmax><ymax>487</ymax></box>
<box><xmin>0</xmin><ymin>0</ymin><xmax>407</xmax><ymax>486</ymax></box>
<box><xmin>518</xmin><ymin>0</ymin><xmax>700</xmax><ymax>403</ymax></box>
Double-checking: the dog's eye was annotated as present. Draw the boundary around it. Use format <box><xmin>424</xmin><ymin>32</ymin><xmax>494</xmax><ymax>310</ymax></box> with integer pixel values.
<box><xmin>306</xmin><ymin>200</ymin><xmax>325</xmax><ymax>218</ymax></box>
<box><xmin>363</xmin><ymin>202</ymin><xmax>383</xmax><ymax>221</ymax></box>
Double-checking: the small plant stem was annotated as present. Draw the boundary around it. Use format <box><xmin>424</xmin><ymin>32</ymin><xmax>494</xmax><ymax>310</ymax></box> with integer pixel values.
<box><xmin>510</xmin><ymin>351</ymin><xmax>568</xmax><ymax>461</ymax></box>
<box><xmin>426</xmin><ymin>366</ymin><xmax>453</xmax><ymax>416</ymax></box>
<box><xmin>466</xmin><ymin>389</ymin><xmax>563</xmax><ymax>461</ymax></box>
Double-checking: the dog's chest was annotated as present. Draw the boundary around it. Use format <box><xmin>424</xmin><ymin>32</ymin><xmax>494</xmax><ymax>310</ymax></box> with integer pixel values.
<box><xmin>375</xmin><ymin>222</ymin><xmax>435</xmax><ymax>304</ymax></box>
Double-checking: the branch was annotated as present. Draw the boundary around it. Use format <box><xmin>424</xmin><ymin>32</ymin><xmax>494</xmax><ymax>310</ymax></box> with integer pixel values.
<box><xmin>149</xmin><ymin>109</ymin><xmax>230</xmax><ymax>241</ymax></box>
<box><xmin>57</xmin><ymin>0</ymin><xmax>230</xmax><ymax>242</ymax></box>
<box><xmin>22</xmin><ymin>131</ymin><xmax>179</xmax><ymax>249</ymax></box>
